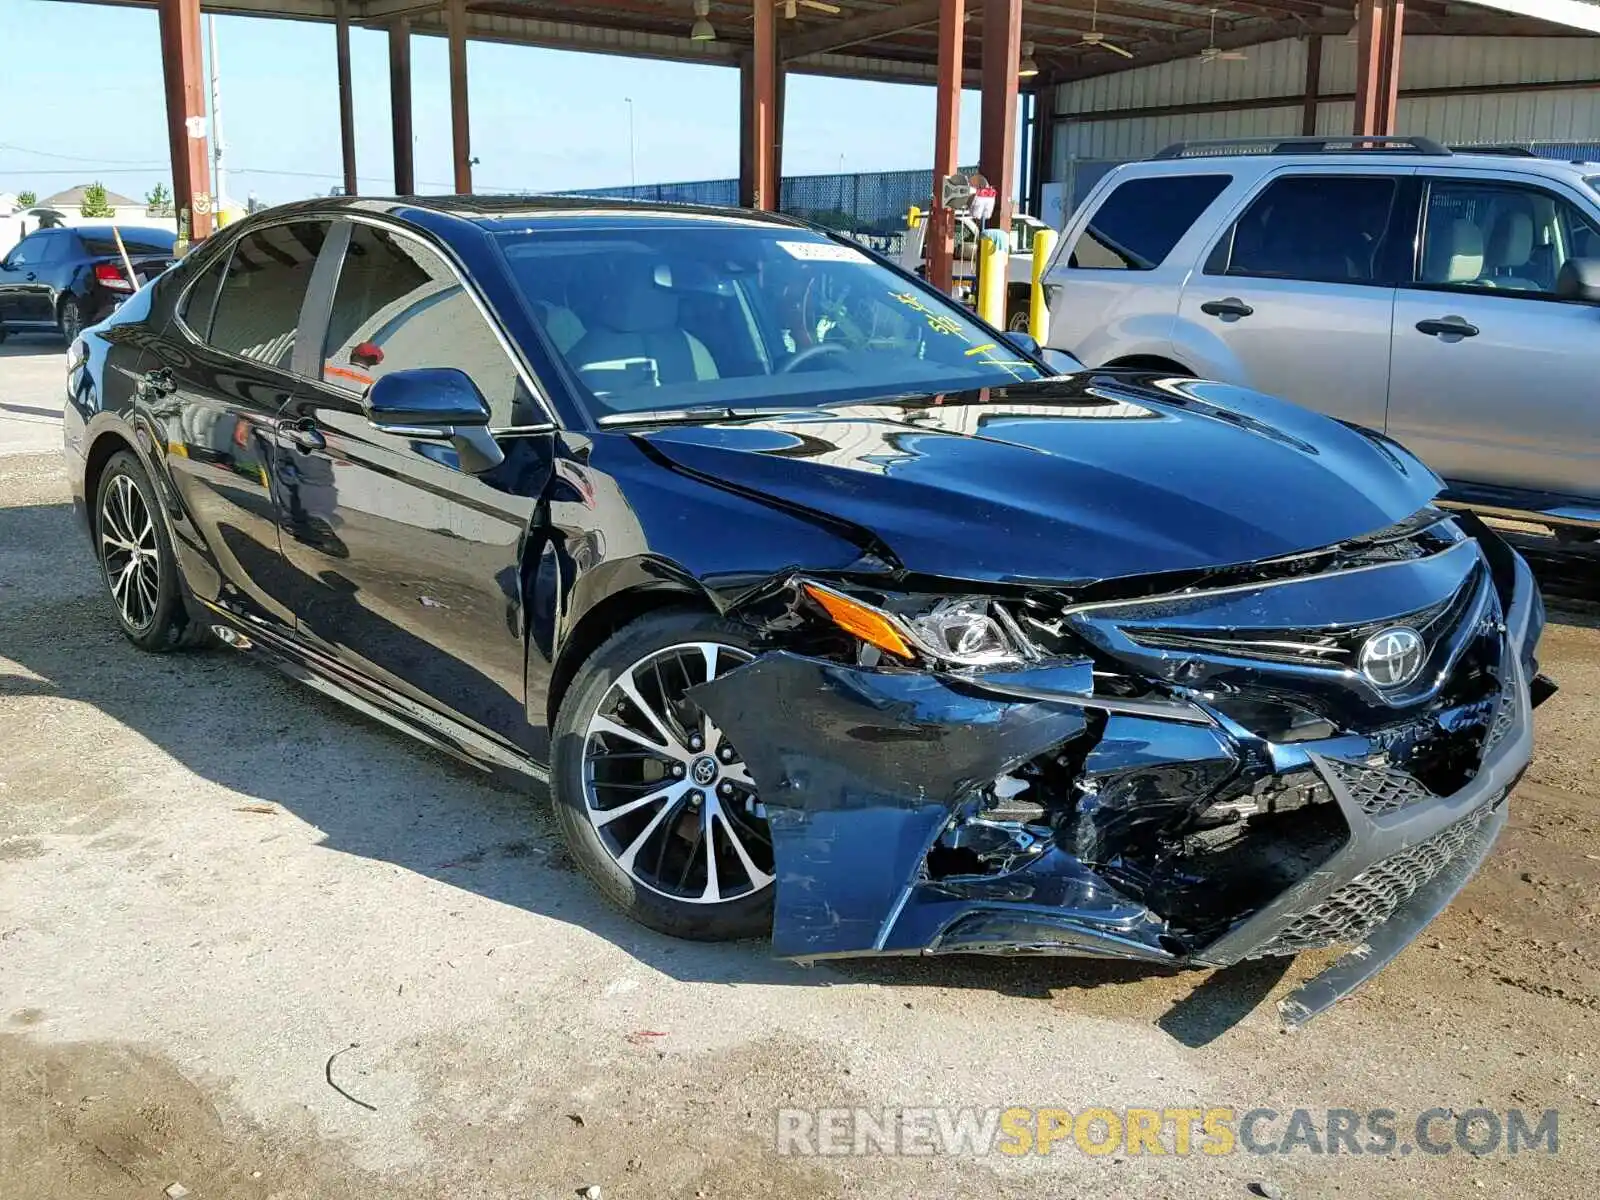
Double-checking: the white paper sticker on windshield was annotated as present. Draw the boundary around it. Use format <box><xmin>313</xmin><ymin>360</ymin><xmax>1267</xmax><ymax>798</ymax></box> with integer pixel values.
<box><xmin>776</xmin><ymin>240</ymin><xmax>869</xmax><ymax>263</ymax></box>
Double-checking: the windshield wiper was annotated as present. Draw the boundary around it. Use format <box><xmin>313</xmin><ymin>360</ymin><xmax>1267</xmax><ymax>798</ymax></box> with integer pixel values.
<box><xmin>598</xmin><ymin>405</ymin><xmax>807</xmax><ymax>428</ymax></box>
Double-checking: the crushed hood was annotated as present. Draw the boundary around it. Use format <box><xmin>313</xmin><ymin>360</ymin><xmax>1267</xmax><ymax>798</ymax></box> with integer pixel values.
<box><xmin>634</xmin><ymin>374</ymin><xmax>1443</xmax><ymax>585</ymax></box>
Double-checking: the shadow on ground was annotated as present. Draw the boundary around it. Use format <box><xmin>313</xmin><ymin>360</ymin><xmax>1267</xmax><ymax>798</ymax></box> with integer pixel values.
<box><xmin>8</xmin><ymin>491</ymin><xmax>1591</xmax><ymax>1044</ymax></box>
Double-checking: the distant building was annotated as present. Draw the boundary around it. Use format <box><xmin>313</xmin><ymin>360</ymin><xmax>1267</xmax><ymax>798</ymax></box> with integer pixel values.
<box><xmin>39</xmin><ymin>184</ymin><xmax>153</xmax><ymax>224</ymax></box>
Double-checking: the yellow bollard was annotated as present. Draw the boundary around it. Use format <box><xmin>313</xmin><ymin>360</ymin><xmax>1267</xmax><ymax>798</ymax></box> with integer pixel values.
<box><xmin>977</xmin><ymin>230</ymin><xmax>1007</xmax><ymax>329</ymax></box>
<box><xmin>1030</xmin><ymin>227</ymin><xmax>1057</xmax><ymax>344</ymax></box>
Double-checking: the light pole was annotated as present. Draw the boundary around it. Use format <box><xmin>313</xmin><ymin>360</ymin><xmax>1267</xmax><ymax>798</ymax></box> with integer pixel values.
<box><xmin>624</xmin><ymin>97</ymin><xmax>636</xmax><ymax>189</ymax></box>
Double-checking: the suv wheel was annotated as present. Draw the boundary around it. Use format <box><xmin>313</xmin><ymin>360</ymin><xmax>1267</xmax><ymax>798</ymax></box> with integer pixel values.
<box><xmin>551</xmin><ymin>610</ymin><xmax>774</xmax><ymax>941</ymax></box>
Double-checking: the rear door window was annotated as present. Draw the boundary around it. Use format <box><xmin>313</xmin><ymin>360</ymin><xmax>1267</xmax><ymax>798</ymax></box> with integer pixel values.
<box><xmin>206</xmin><ymin>222</ymin><xmax>328</xmax><ymax>368</ymax></box>
<box><xmin>1208</xmin><ymin>175</ymin><xmax>1399</xmax><ymax>285</ymax></box>
<box><xmin>1068</xmin><ymin>175</ymin><xmax>1231</xmax><ymax>270</ymax></box>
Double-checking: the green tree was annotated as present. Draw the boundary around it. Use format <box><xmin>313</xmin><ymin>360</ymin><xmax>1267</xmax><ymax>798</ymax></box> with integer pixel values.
<box><xmin>15</xmin><ymin>189</ymin><xmax>37</xmax><ymax>207</ymax></box>
<box><xmin>145</xmin><ymin>182</ymin><xmax>174</xmax><ymax>217</ymax></box>
<box><xmin>79</xmin><ymin>182</ymin><xmax>115</xmax><ymax>218</ymax></box>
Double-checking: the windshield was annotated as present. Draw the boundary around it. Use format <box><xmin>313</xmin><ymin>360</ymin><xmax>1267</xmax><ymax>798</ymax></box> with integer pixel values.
<box><xmin>494</xmin><ymin>221</ymin><xmax>1042</xmax><ymax>418</ymax></box>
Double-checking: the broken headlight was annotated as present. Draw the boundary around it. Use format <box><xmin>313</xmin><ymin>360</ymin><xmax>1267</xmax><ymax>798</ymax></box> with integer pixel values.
<box><xmin>800</xmin><ymin>582</ymin><xmax>1034</xmax><ymax>668</ymax></box>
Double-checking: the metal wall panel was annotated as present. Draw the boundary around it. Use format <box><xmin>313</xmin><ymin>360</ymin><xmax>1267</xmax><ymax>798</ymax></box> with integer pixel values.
<box><xmin>1052</xmin><ymin>34</ymin><xmax>1600</xmax><ymax>172</ymax></box>
<box><xmin>1056</xmin><ymin>36</ymin><xmax>1309</xmax><ymax>116</ymax></box>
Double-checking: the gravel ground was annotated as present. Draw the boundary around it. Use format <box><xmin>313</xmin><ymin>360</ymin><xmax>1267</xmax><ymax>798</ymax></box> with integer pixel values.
<box><xmin>3</xmin><ymin>339</ymin><xmax>1599</xmax><ymax>1198</ymax></box>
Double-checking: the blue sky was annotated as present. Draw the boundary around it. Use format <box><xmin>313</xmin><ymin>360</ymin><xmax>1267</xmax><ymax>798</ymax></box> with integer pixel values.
<box><xmin>0</xmin><ymin>0</ymin><xmax>988</xmax><ymax>205</ymax></box>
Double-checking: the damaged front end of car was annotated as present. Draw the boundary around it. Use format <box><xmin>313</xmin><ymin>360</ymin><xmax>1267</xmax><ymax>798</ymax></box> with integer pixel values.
<box><xmin>691</xmin><ymin>509</ymin><xmax>1551</xmax><ymax>1029</ymax></box>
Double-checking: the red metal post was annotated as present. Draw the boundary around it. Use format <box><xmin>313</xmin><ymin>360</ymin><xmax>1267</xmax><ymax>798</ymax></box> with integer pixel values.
<box><xmin>1301</xmin><ymin>33</ymin><xmax>1323</xmax><ymax>136</ymax></box>
<box><xmin>157</xmin><ymin>0</ymin><xmax>213</xmax><ymax>242</ymax></box>
<box><xmin>448</xmin><ymin>0</ymin><xmax>473</xmax><ymax>193</ymax></box>
<box><xmin>1376</xmin><ymin>0</ymin><xmax>1406</xmax><ymax>135</ymax></box>
<box><xmin>748</xmin><ymin>0</ymin><xmax>779</xmax><ymax>210</ymax></box>
<box><xmin>335</xmin><ymin>0</ymin><xmax>358</xmax><ymax>195</ymax></box>
<box><xmin>978</xmin><ymin>0</ymin><xmax>1022</xmax><ymax>232</ymax></box>
<box><xmin>928</xmin><ymin>0</ymin><xmax>965</xmax><ymax>294</ymax></box>
<box><xmin>389</xmin><ymin>18</ymin><xmax>415</xmax><ymax>194</ymax></box>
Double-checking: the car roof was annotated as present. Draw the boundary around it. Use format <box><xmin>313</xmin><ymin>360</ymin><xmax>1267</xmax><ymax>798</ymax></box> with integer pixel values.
<box><xmin>69</xmin><ymin>224</ymin><xmax>177</xmax><ymax>239</ymax></box>
<box><xmin>246</xmin><ymin>194</ymin><xmax>817</xmax><ymax>235</ymax></box>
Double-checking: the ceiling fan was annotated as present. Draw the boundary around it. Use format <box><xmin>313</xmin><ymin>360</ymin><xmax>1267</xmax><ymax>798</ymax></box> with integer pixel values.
<box><xmin>1198</xmin><ymin>8</ymin><xmax>1248</xmax><ymax>63</ymax></box>
<box><xmin>780</xmin><ymin>0</ymin><xmax>842</xmax><ymax>16</ymax></box>
<box><xmin>1073</xmin><ymin>0</ymin><xmax>1134</xmax><ymax>59</ymax></box>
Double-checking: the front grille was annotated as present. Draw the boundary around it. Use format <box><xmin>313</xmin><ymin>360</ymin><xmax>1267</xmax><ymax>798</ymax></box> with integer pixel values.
<box><xmin>1253</xmin><ymin>801</ymin><xmax>1497</xmax><ymax>955</ymax></box>
<box><xmin>1484</xmin><ymin>695</ymin><xmax>1516</xmax><ymax>758</ymax></box>
<box><xmin>1324</xmin><ymin>758</ymin><xmax>1433</xmax><ymax>817</ymax></box>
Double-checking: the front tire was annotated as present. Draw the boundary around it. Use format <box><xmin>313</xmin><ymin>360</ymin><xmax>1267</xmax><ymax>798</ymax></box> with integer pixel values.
<box><xmin>95</xmin><ymin>451</ymin><xmax>208</xmax><ymax>652</ymax></box>
<box><xmin>551</xmin><ymin>610</ymin><xmax>774</xmax><ymax>941</ymax></box>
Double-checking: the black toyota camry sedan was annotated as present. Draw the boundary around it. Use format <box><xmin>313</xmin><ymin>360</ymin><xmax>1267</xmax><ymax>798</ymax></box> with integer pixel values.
<box><xmin>64</xmin><ymin>197</ymin><xmax>1551</xmax><ymax>1026</ymax></box>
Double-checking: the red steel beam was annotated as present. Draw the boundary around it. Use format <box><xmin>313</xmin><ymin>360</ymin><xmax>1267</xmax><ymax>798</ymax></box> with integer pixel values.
<box><xmin>1376</xmin><ymin>0</ymin><xmax>1406</xmax><ymax>135</ymax></box>
<box><xmin>389</xmin><ymin>17</ymin><xmax>415</xmax><ymax>193</ymax></box>
<box><xmin>335</xmin><ymin>0</ymin><xmax>358</xmax><ymax>195</ymax></box>
<box><xmin>978</xmin><ymin>0</ymin><xmax>1021</xmax><ymax>232</ymax></box>
<box><xmin>157</xmin><ymin>0</ymin><xmax>213</xmax><ymax>242</ymax></box>
<box><xmin>448</xmin><ymin>0</ymin><xmax>472</xmax><ymax>192</ymax></box>
<box><xmin>928</xmin><ymin>0</ymin><xmax>965</xmax><ymax>294</ymax></box>
<box><xmin>1302</xmin><ymin>32</ymin><xmax>1322</xmax><ymax>136</ymax></box>
<box><xmin>1352</xmin><ymin>0</ymin><xmax>1383</xmax><ymax>135</ymax></box>
<box><xmin>747</xmin><ymin>0</ymin><xmax>779</xmax><ymax>210</ymax></box>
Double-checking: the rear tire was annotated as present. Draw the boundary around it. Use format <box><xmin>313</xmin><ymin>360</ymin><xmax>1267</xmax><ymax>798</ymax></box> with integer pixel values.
<box><xmin>58</xmin><ymin>296</ymin><xmax>83</xmax><ymax>344</ymax></box>
<box><xmin>551</xmin><ymin>609</ymin><xmax>774</xmax><ymax>941</ymax></box>
<box><xmin>94</xmin><ymin>451</ymin><xmax>209</xmax><ymax>652</ymax></box>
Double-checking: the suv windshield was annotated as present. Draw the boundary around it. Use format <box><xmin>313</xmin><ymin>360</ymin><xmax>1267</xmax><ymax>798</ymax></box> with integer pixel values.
<box><xmin>495</xmin><ymin>221</ymin><xmax>1042</xmax><ymax>418</ymax></box>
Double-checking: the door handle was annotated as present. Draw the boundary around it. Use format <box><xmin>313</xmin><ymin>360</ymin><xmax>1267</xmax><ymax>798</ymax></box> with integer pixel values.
<box><xmin>1416</xmin><ymin>316</ymin><xmax>1479</xmax><ymax>339</ymax></box>
<box><xmin>1200</xmin><ymin>297</ymin><xmax>1254</xmax><ymax>320</ymax></box>
<box><xmin>281</xmin><ymin>419</ymin><xmax>326</xmax><ymax>453</ymax></box>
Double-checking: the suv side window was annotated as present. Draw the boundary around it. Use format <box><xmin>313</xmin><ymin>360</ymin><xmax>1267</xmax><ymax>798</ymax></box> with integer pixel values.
<box><xmin>1207</xmin><ymin>175</ymin><xmax>1398</xmax><ymax>285</ymax></box>
<box><xmin>1068</xmin><ymin>175</ymin><xmax>1231</xmax><ymax>271</ymax></box>
<box><xmin>207</xmin><ymin>222</ymin><xmax>329</xmax><ymax>368</ymax></box>
<box><xmin>320</xmin><ymin>221</ymin><xmax>534</xmax><ymax>427</ymax></box>
<box><xmin>1416</xmin><ymin>178</ymin><xmax>1600</xmax><ymax>297</ymax></box>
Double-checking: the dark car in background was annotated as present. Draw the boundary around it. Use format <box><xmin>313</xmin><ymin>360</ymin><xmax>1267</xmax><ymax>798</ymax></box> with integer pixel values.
<box><xmin>63</xmin><ymin>196</ymin><xmax>1549</xmax><ymax>1028</ymax></box>
<box><xmin>0</xmin><ymin>224</ymin><xmax>176</xmax><ymax>343</ymax></box>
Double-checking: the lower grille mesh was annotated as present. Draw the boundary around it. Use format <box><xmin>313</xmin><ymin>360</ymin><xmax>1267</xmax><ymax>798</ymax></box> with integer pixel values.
<box><xmin>1325</xmin><ymin>758</ymin><xmax>1433</xmax><ymax>817</ymax></box>
<box><xmin>1254</xmin><ymin>803</ymin><xmax>1497</xmax><ymax>955</ymax></box>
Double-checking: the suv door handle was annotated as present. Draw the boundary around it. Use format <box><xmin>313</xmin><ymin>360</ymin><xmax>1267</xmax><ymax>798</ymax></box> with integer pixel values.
<box><xmin>1416</xmin><ymin>316</ymin><xmax>1479</xmax><ymax>340</ymax></box>
<box><xmin>281</xmin><ymin>419</ymin><xmax>326</xmax><ymax>453</ymax></box>
<box><xmin>1200</xmin><ymin>297</ymin><xmax>1254</xmax><ymax>320</ymax></box>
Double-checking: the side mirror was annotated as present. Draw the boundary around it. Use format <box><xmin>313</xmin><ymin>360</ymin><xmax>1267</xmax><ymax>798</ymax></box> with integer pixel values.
<box><xmin>365</xmin><ymin>367</ymin><xmax>504</xmax><ymax>474</ymax></box>
<box><xmin>1556</xmin><ymin>258</ymin><xmax>1600</xmax><ymax>304</ymax></box>
<box><xmin>1004</xmin><ymin>330</ymin><xmax>1042</xmax><ymax>357</ymax></box>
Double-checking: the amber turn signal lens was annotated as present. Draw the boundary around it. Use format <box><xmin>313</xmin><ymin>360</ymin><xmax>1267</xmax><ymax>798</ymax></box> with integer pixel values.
<box><xmin>802</xmin><ymin>583</ymin><xmax>915</xmax><ymax>661</ymax></box>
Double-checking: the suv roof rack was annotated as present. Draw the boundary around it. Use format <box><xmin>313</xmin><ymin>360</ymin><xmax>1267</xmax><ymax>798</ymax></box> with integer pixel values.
<box><xmin>1151</xmin><ymin>135</ymin><xmax>1452</xmax><ymax>160</ymax></box>
<box><xmin>1449</xmin><ymin>144</ymin><xmax>1540</xmax><ymax>157</ymax></box>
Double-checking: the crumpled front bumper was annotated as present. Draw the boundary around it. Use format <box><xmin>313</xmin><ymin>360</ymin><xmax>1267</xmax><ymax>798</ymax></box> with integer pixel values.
<box><xmin>693</xmin><ymin>551</ymin><xmax>1543</xmax><ymax>1029</ymax></box>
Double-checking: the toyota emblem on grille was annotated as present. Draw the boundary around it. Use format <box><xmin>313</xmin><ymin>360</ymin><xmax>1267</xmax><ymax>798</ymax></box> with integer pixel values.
<box><xmin>1359</xmin><ymin>626</ymin><xmax>1426</xmax><ymax>689</ymax></box>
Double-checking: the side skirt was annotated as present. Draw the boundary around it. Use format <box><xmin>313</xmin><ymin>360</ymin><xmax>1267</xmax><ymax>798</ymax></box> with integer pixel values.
<box><xmin>198</xmin><ymin>601</ymin><xmax>550</xmax><ymax>787</ymax></box>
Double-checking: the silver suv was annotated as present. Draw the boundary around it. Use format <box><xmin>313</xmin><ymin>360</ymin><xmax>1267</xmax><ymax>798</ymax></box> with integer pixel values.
<box><xmin>1043</xmin><ymin>136</ymin><xmax>1600</xmax><ymax>534</ymax></box>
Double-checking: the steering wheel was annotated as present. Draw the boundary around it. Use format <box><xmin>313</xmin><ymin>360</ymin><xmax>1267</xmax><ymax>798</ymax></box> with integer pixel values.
<box><xmin>778</xmin><ymin>341</ymin><xmax>851</xmax><ymax>374</ymax></box>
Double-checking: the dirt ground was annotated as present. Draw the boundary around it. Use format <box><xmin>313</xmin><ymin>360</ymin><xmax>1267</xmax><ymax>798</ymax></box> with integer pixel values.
<box><xmin>3</xmin><ymin>339</ymin><xmax>1599</xmax><ymax>1197</ymax></box>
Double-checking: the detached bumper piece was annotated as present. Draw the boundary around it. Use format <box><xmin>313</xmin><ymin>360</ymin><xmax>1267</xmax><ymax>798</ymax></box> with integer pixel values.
<box><xmin>695</xmin><ymin>529</ymin><xmax>1543</xmax><ymax>1028</ymax></box>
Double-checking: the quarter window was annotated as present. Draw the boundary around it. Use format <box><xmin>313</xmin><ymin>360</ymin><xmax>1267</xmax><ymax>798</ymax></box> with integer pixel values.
<box><xmin>1418</xmin><ymin>179</ymin><xmax>1600</xmax><ymax>297</ymax></box>
<box><xmin>179</xmin><ymin>252</ymin><xmax>231</xmax><ymax>341</ymax></box>
<box><xmin>207</xmin><ymin>222</ymin><xmax>328</xmax><ymax>367</ymax></box>
<box><xmin>321</xmin><ymin>222</ymin><xmax>533</xmax><ymax>427</ymax></box>
<box><xmin>1209</xmin><ymin>175</ymin><xmax>1398</xmax><ymax>285</ymax></box>
<box><xmin>1068</xmin><ymin>175</ymin><xmax>1231</xmax><ymax>271</ymax></box>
